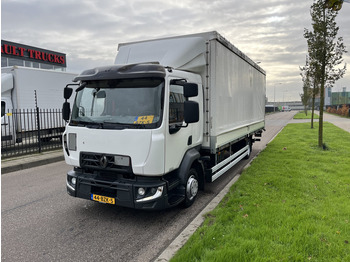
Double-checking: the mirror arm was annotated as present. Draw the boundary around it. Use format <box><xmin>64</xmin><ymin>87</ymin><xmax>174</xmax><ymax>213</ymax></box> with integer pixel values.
<box><xmin>75</xmin><ymin>82</ymin><xmax>87</xmax><ymax>92</ymax></box>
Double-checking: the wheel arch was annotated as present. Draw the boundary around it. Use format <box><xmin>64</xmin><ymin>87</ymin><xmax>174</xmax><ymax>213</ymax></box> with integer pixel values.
<box><xmin>178</xmin><ymin>148</ymin><xmax>205</xmax><ymax>190</ymax></box>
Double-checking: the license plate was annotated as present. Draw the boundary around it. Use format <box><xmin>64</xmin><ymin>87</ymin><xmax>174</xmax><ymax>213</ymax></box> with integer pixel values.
<box><xmin>91</xmin><ymin>194</ymin><xmax>115</xmax><ymax>204</ymax></box>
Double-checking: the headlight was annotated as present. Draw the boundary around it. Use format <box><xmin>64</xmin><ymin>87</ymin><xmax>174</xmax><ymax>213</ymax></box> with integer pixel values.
<box><xmin>66</xmin><ymin>175</ymin><xmax>76</xmax><ymax>191</ymax></box>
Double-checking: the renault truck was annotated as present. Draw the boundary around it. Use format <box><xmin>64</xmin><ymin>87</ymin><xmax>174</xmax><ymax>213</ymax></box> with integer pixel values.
<box><xmin>63</xmin><ymin>31</ymin><xmax>266</xmax><ymax>210</ymax></box>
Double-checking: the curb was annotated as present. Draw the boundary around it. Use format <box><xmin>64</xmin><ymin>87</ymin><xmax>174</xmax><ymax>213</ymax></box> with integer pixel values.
<box><xmin>1</xmin><ymin>154</ymin><xmax>64</xmax><ymax>174</ymax></box>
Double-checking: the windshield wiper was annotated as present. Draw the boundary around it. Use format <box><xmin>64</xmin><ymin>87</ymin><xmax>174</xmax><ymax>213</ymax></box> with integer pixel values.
<box><xmin>71</xmin><ymin>120</ymin><xmax>148</xmax><ymax>129</ymax></box>
<box><xmin>102</xmin><ymin>121</ymin><xmax>147</xmax><ymax>129</ymax></box>
<box><xmin>71</xmin><ymin>120</ymin><xmax>102</xmax><ymax>129</ymax></box>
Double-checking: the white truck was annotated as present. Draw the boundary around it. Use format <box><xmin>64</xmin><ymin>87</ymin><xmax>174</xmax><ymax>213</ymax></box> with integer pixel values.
<box><xmin>63</xmin><ymin>31</ymin><xmax>266</xmax><ymax>209</ymax></box>
<box><xmin>1</xmin><ymin>66</ymin><xmax>77</xmax><ymax>144</ymax></box>
<box><xmin>281</xmin><ymin>105</ymin><xmax>291</xmax><ymax>112</ymax></box>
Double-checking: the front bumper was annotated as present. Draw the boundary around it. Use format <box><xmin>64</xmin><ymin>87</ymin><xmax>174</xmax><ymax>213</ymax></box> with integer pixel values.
<box><xmin>66</xmin><ymin>169</ymin><xmax>170</xmax><ymax>210</ymax></box>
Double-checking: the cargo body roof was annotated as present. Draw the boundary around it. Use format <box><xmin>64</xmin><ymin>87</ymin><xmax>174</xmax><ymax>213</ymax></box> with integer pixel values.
<box><xmin>115</xmin><ymin>31</ymin><xmax>265</xmax><ymax>75</ymax></box>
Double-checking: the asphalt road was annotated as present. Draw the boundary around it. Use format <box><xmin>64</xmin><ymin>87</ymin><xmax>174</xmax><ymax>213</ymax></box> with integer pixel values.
<box><xmin>1</xmin><ymin>111</ymin><xmax>296</xmax><ymax>262</ymax></box>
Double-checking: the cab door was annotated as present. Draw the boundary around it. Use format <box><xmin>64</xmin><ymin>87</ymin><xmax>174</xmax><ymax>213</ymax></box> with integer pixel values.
<box><xmin>164</xmin><ymin>78</ymin><xmax>202</xmax><ymax>173</ymax></box>
<box><xmin>164</xmin><ymin>81</ymin><xmax>190</xmax><ymax>172</ymax></box>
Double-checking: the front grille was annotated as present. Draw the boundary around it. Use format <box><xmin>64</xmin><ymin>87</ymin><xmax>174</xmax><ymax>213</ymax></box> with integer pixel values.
<box><xmin>80</xmin><ymin>152</ymin><xmax>132</xmax><ymax>174</ymax></box>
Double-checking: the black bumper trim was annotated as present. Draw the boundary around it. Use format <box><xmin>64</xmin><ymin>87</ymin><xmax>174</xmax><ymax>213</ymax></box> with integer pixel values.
<box><xmin>67</xmin><ymin>170</ymin><xmax>173</xmax><ymax>210</ymax></box>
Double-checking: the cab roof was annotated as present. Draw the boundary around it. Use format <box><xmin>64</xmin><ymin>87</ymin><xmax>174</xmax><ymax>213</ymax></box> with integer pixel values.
<box><xmin>73</xmin><ymin>63</ymin><xmax>166</xmax><ymax>82</ymax></box>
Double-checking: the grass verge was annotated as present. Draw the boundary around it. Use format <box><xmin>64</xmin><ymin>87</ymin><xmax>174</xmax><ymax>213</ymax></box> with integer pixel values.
<box><xmin>171</xmin><ymin>122</ymin><xmax>350</xmax><ymax>262</ymax></box>
<box><xmin>294</xmin><ymin>111</ymin><xmax>319</xmax><ymax>119</ymax></box>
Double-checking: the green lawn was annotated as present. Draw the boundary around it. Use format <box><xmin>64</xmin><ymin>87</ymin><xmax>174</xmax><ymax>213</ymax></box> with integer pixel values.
<box><xmin>294</xmin><ymin>111</ymin><xmax>319</xmax><ymax>119</ymax></box>
<box><xmin>171</xmin><ymin>123</ymin><xmax>350</xmax><ymax>262</ymax></box>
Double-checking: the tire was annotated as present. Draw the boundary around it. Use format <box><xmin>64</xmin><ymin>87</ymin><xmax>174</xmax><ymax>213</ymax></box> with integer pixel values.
<box><xmin>244</xmin><ymin>138</ymin><xmax>252</xmax><ymax>160</ymax></box>
<box><xmin>183</xmin><ymin>168</ymin><xmax>199</xmax><ymax>208</ymax></box>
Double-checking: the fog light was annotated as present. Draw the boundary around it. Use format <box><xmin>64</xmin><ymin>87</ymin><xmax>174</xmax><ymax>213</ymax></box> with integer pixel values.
<box><xmin>138</xmin><ymin>187</ymin><xmax>146</xmax><ymax>196</ymax></box>
<box><xmin>71</xmin><ymin>177</ymin><xmax>76</xmax><ymax>185</ymax></box>
<box><xmin>136</xmin><ymin>186</ymin><xmax>164</xmax><ymax>203</ymax></box>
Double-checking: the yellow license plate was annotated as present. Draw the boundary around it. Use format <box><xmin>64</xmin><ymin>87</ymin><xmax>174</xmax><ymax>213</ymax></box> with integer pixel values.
<box><xmin>91</xmin><ymin>194</ymin><xmax>115</xmax><ymax>204</ymax></box>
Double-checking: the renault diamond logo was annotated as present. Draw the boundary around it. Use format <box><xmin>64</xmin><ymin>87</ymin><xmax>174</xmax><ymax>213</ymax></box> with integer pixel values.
<box><xmin>99</xmin><ymin>155</ymin><xmax>108</xmax><ymax>168</ymax></box>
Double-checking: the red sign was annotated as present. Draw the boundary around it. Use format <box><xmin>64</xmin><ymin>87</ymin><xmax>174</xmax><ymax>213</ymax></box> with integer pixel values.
<box><xmin>1</xmin><ymin>42</ymin><xmax>66</xmax><ymax>65</ymax></box>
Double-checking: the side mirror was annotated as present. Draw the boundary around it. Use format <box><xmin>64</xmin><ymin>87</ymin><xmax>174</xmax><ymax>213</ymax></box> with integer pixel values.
<box><xmin>183</xmin><ymin>83</ymin><xmax>198</xmax><ymax>98</ymax></box>
<box><xmin>64</xmin><ymin>87</ymin><xmax>73</xmax><ymax>100</ymax></box>
<box><xmin>62</xmin><ymin>102</ymin><xmax>71</xmax><ymax>121</ymax></box>
<box><xmin>184</xmin><ymin>101</ymin><xmax>199</xmax><ymax>124</ymax></box>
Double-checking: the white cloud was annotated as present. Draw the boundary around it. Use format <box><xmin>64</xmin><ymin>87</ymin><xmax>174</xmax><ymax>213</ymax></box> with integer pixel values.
<box><xmin>2</xmin><ymin>0</ymin><xmax>350</xmax><ymax>101</ymax></box>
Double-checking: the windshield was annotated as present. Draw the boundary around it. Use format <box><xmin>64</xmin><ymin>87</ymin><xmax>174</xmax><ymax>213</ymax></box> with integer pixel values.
<box><xmin>70</xmin><ymin>78</ymin><xmax>164</xmax><ymax>129</ymax></box>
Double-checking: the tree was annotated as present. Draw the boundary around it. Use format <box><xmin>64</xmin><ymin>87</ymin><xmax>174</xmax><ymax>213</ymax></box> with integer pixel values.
<box><xmin>325</xmin><ymin>0</ymin><xmax>350</xmax><ymax>11</ymax></box>
<box><xmin>300</xmin><ymin>57</ymin><xmax>312</xmax><ymax>116</ymax></box>
<box><xmin>304</xmin><ymin>0</ymin><xmax>347</xmax><ymax>148</ymax></box>
<box><xmin>325</xmin><ymin>0</ymin><xmax>344</xmax><ymax>10</ymax></box>
<box><xmin>300</xmin><ymin>55</ymin><xmax>319</xmax><ymax>128</ymax></box>
<box><xmin>300</xmin><ymin>80</ymin><xmax>311</xmax><ymax>116</ymax></box>
<box><xmin>309</xmin><ymin>78</ymin><xmax>320</xmax><ymax>129</ymax></box>
<box><xmin>300</xmin><ymin>52</ymin><xmax>321</xmax><ymax>129</ymax></box>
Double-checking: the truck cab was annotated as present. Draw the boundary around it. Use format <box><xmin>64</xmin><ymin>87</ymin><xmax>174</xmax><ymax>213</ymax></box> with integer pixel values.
<box><xmin>64</xmin><ymin>63</ymin><xmax>204</xmax><ymax>209</ymax></box>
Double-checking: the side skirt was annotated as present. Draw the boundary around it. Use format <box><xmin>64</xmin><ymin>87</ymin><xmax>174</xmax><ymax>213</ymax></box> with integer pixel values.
<box><xmin>210</xmin><ymin>145</ymin><xmax>249</xmax><ymax>182</ymax></box>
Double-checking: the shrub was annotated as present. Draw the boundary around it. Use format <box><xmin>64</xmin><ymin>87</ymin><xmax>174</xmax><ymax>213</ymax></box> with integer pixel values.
<box><xmin>337</xmin><ymin>107</ymin><xmax>343</xmax><ymax>115</ymax></box>
<box><xmin>340</xmin><ymin>104</ymin><xmax>349</xmax><ymax>117</ymax></box>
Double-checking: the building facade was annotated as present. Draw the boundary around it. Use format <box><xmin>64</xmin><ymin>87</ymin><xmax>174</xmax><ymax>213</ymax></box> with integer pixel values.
<box><xmin>331</xmin><ymin>89</ymin><xmax>350</xmax><ymax>105</ymax></box>
<box><xmin>1</xmin><ymin>40</ymin><xmax>66</xmax><ymax>71</ymax></box>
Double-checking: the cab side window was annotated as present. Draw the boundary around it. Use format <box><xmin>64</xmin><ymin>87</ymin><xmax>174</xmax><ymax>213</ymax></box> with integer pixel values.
<box><xmin>169</xmin><ymin>85</ymin><xmax>185</xmax><ymax>124</ymax></box>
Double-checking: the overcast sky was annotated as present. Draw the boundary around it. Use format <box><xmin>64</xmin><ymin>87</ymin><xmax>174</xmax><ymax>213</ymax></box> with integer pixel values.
<box><xmin>2</xmin><ymin>0</ymin><xmax>350</xmax><ymax>102</ymax></box>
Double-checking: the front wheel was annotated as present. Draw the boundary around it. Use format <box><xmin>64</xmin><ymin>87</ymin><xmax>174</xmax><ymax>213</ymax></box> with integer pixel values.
<box><xmin>183</xmin><ymin>168</ymin><xmax>199</xmax><ymax>208</ymax></box>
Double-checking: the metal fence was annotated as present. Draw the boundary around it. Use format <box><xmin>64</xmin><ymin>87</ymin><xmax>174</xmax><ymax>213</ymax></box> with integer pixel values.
<box><xmin>1</xmin><ymin>108</ymin><xmax>65</xmax><ymax>158</ymax></box>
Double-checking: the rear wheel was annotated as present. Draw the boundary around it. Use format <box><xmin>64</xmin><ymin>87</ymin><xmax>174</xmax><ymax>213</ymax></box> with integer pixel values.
<box><xmin>244</xmin><ymin>137</ymin><xmax>252</xmax><ymax>159</ymax></box>
<box><xmin>183</xmin><ymin>168</ymin><xmax>199</xmax><ymax>208</ymax></box>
